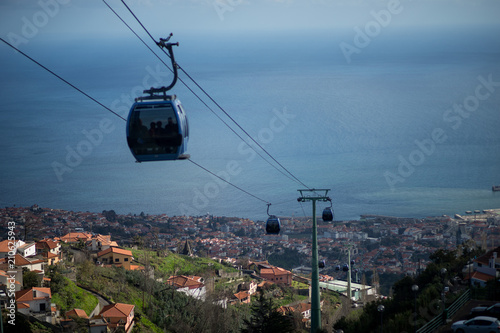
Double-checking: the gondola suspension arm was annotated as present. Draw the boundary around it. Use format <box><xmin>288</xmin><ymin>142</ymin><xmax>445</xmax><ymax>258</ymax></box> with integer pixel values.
<box><xmin>137</xmin><ymin>34</ymin><xmax>179</xmax><ymax>102</ymax></box>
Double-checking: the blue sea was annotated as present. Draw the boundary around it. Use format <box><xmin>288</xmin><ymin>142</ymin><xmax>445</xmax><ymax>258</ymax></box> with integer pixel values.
<box><xmin>1</xmin><ymin>27</ymin><xmax>499</xmax><ymax>221</ymax></box>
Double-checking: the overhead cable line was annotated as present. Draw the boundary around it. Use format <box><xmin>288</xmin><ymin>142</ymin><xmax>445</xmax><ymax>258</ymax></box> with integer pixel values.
<box><xmin>102</xmin><ymin>0</ymin><xmax>296</xmax><ymax>183</ymax></box>
<box><xmin>0</xmin><ymin>37</ymin><xmax>127</xmax><ymax>122</ymax></box>
<box><xmin>188</xmin><ymin>159</ymin><xmax>269</xmax><ymax>204</ymax></box>
<box><xmin>0</xmin><ymin>36</ymin><xmax>271</xmax><ymax>206</ymax></box>
<box><xmin>117</xmin><ymin>0</ymin><xmax>313</xmax><ymax>190</ymax></box>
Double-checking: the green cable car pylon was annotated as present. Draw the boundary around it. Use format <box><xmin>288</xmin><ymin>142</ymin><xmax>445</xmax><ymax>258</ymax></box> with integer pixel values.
<box><xmin>297</xmin><ymin>189</ymin><xmax>331</xmax><ymax>333</ymax></box>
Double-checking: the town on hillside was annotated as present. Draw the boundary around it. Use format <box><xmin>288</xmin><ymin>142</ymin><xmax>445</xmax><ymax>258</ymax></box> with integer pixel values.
<box><xmin>0</xmin><ymin>204</ymin><xmax>499</xmax><ymax>332</ymax></box>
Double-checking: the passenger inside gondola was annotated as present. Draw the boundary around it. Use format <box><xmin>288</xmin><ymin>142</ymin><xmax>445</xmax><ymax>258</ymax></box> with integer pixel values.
<box><xmin>165</xmin><ymin>117</ymin><xmax>177</xmax><ymax>133</ymax></box>
<box><xmin>128</xmin><ymin>118</ymin><xmax>148</xmax><ymax>153</ymax></box>
<box><xmin>154</xmin><ymin>117</ymin><xmax>180</xmax><ymax>153</ymax></box>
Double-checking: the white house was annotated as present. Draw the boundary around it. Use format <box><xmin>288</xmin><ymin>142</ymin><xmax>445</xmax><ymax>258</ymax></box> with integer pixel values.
<box><xmin>87</xmin><ymin>234</ymin><xmax>118</xmax><ymax>252</ymax></box>
<box><xmin>36</xmin><ymin>239</ymin><xmax>61</xmax><ymax>256</ymax></box>
<box><xmin>166</xmin><ymin>275</ymin><xmax>206</xmax><ymax>300</ymax></box>
<box><xmin>5</xmin><ymin>254</ymin><xmax>44</xmax><ymax>272</ymax></box>
<box><xmin>17</xmin><ymin>242</ymin><xmax>37</xmax><ymax>258</ymax></box>
<box><xmin>471</xmin><ymin>247</ymin><xmax>500</xmax><ymax>286</ymax></box>
<box><xmin>16</xmin><ymin>287</ymin><xmax>52</xmax><ymax>314</ymax></box>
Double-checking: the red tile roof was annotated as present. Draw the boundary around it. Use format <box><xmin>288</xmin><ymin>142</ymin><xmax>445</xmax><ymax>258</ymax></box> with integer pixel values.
<box><xmin>0</xmin><ymin>254</ymin><xmax>43</xmax><ymax>267</ymax></box>
<box><xmin>471</xmin><ymin>271</ymin><xmax>495</xmax><ymax>282</ymax></box>
<box><xmin>99</xmin><ymin>303</ymin><xmax>134</xmax><ymax>318</ymax></box>
<box><xmin>233</xmin><ymin>291</ymin><xmax>249</xmax><ymax>300</ymax></box>
<box><xmin>16</xmin><ymin>287</ymin><xmax>51</xmax><ymax>302</ymax></box>
<box><xmin>60</xmin><ymin>232</ymin><xmax>92</xmax><ymax>243</ymax></box>
<box><xmin>167</xmin><ymin>275</ymin><xmax>204</xmax><ymax>289</ymax></box>
<box><xmin>0</xmin><ymin>239</ymin><xmax>18</xmax><ymax>253</ymax></box>
<box><xmin>36</xmin><ymin>239</ymin><xmax>59</xmax><ymax>250</ymax></box>
<box><xmin>43</xmin><ymin>252</ymin><xmax>58</xmax><ymax>259</ymax></box>
<box><xmin>17</xmin><ymin>302</ymin><xmax>30</xmax><ymax>309</ymax></box>
<box><xmin>97</xmin><ymin>247</ymin><xmax>132</xmax><ymax>257</ymax></box>
<box><xmin>66</xmin><ymin>308</ymin><xmax>89</xmax><ymax>319</ymax></box>
<box><xmin>473</xmin><ymin>246</ymin><xmax>500</xmax><ymax>266</ymax></box>
<box><xmin>260</xmin><ymin>266</ymin><xmax>291</xmax><ymax>276</ymax></box>
<box><xmin>128</xmin><ymin>264</ymin><xmax>144</xmax><ymax>271</ymax></box>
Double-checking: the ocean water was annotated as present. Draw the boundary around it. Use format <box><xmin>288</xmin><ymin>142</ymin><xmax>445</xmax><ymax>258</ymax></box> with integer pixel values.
<box><xmin>1</xmin><ymin>27</ymin><xmax>499</xmax><ymax>221</ymax></box>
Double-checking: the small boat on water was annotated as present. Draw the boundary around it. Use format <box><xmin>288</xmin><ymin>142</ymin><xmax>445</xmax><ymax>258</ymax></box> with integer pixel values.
<box><xmin>493</xmin><ymin>185</ymin><xmax>500</xmax><ymax>192</ymax></box>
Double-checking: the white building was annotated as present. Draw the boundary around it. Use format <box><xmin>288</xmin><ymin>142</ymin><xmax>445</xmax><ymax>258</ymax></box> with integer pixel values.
<box><xmin>319</xmin><ymin>280</ymin><xmax>376</xmax><ymax>302</ymax></box>
<box><xmin>16</xmin><ymin>242</ymin><xmax>37</xmax><ymax>258</ymax></box>
<box><xmin>16</xmin><ymin>287</ymin><xmax>56</xmax><ymax>323</ymax></box>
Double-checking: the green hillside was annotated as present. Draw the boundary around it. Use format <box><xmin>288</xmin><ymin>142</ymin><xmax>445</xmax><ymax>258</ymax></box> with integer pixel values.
<box><xmin>48</xmin><ymin>268</ymin><xmax>98</xmax><ymax>316</ymax></box>
<box><xmin>75</xmin><ymin>254</ymin><xmax>242</xmax><ymax>333</ymax></box>
<box><xmin>128</xmin><ymin>248</ymin><xmax>238</xmax><ymax>277</ymax></box>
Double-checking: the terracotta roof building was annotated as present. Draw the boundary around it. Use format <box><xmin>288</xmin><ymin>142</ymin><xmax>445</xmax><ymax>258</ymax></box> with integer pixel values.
<box><xmin>15</xmin><ymin>287</ymin><xmax>52</xmax><ymax>314</ymax></box>
<box><xmin>60</xmin><ymin>232</ymin><xmax>92</xmax><ymax>243</ymax></box>
<box><xmin>232</xmin><ymin>291</ymin><xmax>251</xmax><ymax>304</ymax></box>
<box><xmin>167</xmin><ymin>275</ymin><xmax>206</xmax><ymax>300</ymax></box>
<box><xmin>66</xmin><ymin>308</ymin><xmax>89</xmax><ymax>319</ymax></box>
<box><xmin>260</xmin><ymin>266</ymin><xmax>292</xmax><ymax>285</ymax></box>
<box><xmin>97</xmin><ymin>247</ymin><xmax>133</xmax><ymax>270</ymax></box>
<box><xmin>98</xmin><ymin>303</ymin><xmax>135</xmax><ymax>333</ymax></box>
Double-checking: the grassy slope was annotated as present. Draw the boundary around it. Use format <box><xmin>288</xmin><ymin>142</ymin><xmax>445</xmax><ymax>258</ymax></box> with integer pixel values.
<box><xmin>51</xmin><ymin>277</ymin><xmax>99</xmax><ymax>316</ymax></box>
<box><xmin>128</xmin><ymin>248</ymin><xmax>238</xmax><ymax>277</ymax></box>
<box><xmin>77</xmin><ymin>266</ymin><xmax>161</xmax><ymax>332</ymax></box>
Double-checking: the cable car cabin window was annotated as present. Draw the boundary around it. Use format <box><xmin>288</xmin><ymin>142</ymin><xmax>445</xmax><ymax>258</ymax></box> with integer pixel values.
<box><xmin>128</xmin><ymin>104</ymin><xmax>182</xmax><ymax>157</ymax></box>
<box><xmin>178</xmin><ymin>104</ymin><xmax>189</xmax><ymax>138</ymax></box>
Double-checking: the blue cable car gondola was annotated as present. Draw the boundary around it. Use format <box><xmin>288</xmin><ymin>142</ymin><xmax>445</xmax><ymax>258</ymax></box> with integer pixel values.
<box><xmin>265</xmin><ymin>204</ymin><xmax>280</xmax><ymax>235</ymax></box>
<box><xmin>342</xmin><ymin>264</ymin><xmax>349</xmax><ymax>272</ymax></box>
<box><xmin>266</xmin><ymin>215</ymin><xmax>281</xmax><ymax>235</ymax></box>
<box><xmin>319</xmin><ymin>260</ymin><xmax>325</xmax><ymax>269</ymax></box>
<box><xmin>322</xmin><ymin>198</ymin><xmax>334</xmax><ymax>222</ymax></box>
<box><xmin>126</xmin><ymin>35</ymin><xmax>189</xmax><ymax>162</ymax></box>
<box><xmin>322</xmin><ymin>207</ymin><xmax>334</xmax><ymax>222</ymax></box>
<box><xmin>335</xmin><ymin>265</ymin><xmax>341</xmax><ymax>271</ymax></box>
<box><xmin>127</xmin><ymin>95</ymin><xmax>189</xmax><ymax>162</ymax></box>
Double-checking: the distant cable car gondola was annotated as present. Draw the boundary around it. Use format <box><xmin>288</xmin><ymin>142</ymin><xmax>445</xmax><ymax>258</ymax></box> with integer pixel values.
<box><xmin>322</xmin><ymin>198</ymin><xmax>334</xmax><ymax>222</ymax></box>
<box><xmin>126</xmin><ymin>35</ymin><xmax>189</xmax><ymax>162</ymax></box>
<box><xmin>342</xmin><ymin>264</ymin><xmax>349</xmax><ymax>272</ymax></box>
<box><xmin>265</xmin><ymin>204</ymin><xmax>280</xmax><ymax>235</ymax></box>
<box><xmin>319</xmin><ymin>260</ymin><xmax>325</xmax><ymax>269</ymax></box>
<box><xmin>335</xmin><ymin>265</ymin><xmax>341</xmax><ymax>271</ymax></box>
<box><xmin>266</xmin><ymin>215</ymin><xmax>280</xmax><ymax>235</ymax></box>
<box><xmin>322</xmin><ymin>207</ymin><xmax>334</xmax><ymax>222</ymax></box>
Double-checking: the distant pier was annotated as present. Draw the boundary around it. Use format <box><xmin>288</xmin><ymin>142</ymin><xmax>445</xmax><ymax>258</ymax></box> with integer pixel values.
<box><xmin>360</xmin><ymin>214</ymin><xmax>407</xmax><ymax>220</ymax></box>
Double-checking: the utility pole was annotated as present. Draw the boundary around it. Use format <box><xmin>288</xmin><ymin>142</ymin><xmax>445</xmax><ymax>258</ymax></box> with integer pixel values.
<box><xmin>297</xmin><ymin>189</ymin><xmax>331</xmax><ymax>333</ymax></box>
<box><xmin>347</xmin><ymin>244</ymin><xmax>352</xmax><ymax>307</ymax></box>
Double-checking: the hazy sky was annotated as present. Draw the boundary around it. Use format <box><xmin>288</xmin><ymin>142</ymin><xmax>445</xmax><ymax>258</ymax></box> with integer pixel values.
<box><xmin>1</xmin><ymin>0</ymin><xmax>499</xmax><ymax>43</ymax></box>
<box><xmin>1</xmin><ymin>0</ymin><xmax>499</xmax><ymax>218</ymax></box>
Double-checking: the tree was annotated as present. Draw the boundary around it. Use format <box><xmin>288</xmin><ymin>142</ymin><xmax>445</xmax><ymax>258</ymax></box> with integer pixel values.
<box><xmin>77</xmin><ymin>260</ymin><xmax>96</xmax><ymax>282</ymax></box>
<box><xmin>102</xmin><ymin>210</ymin><xmax>117</xmax><ymax>222</ymax></box>
<box><xmin>132</xmin><ymin>235</ymin><xmax>144</xmax><ymax>249</ymax></box>
<box><xmin>429</xmin><ymin>249</ymin><xmax>456</xmax><ymax>265</ymax></box>
<box><xmin>333</xmin><ymin>246</ymin><xmax>482</xmax><ymax>333</ymax></box>
<box><xmin>242</xmin><ymin>292</ymin><xmax>295</xmax><ymax>333</ymax></box>
<box><xmin>23</xmin><ymin>270</ymin><xmax>41</xmax><ymax>288</ymax></box>
<box><xmin>360</xmin><ymin>273</ymin><xmax>367</xmax><ymax>304</ymax></box>
<box><xmin>234</xmin><ymin>228</ymin><xmax>246</xmax><ymax>237</ymax></box>
<box><xmin>22</xmin><ymin>214</ymin><xmax>42</xmax><ymax>241</ymax></box>
<box><xmin>49</xmin><ymin>266</ymin><xmax>68</xmax><ymax>294</ymax></box>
